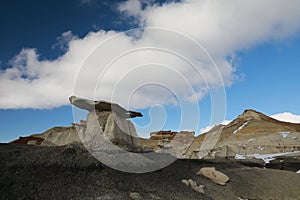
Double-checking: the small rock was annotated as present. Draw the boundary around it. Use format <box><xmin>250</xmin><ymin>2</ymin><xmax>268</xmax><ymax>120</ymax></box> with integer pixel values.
<box><xmin>197</xmin><ymin>167</ymin><xmax>229</xmax><ymax>185</ymax></box>
<box><xmin>129</xmin><ymin>192</ymin><xmax>141</xmax><ymax>200</ymax></box>
<box><xmin>181</xmin><ymin>179</ymin><xmax>190</xmax><ymax>186</ymax></box>
<box><xmin>149</xmin><ymin>193</ymin><xmax>160</xmax><ymax>200</ymax></box>
<box><xmin>96</xmin><ymin>195</ymin><xmax>113</xmax><ymax>200</ymax></box>
<box><xmin>181</xmin><ymin>179</ymin><xmax>205</xmax><ymax>194</ymax></box>
<box><xmin>191</xmin><ymin>184</ymin><xmax>205</xmax><ymax>194</ymax></box>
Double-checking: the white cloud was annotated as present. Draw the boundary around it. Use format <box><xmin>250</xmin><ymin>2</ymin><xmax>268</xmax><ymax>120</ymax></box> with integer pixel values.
<box><xmin>118</xmin><ymin>0</ymin><xmax>142</xmax><ymax>17</ymax></box>
<box><xmin>271</xmin><ymin>112</ymin><xmax>300</xmax><ymax>124</ymax></box>
<box><xmin>200</xmin><ymin>120</ymin><xmax>231</xmax><ymax>134</ymax></box>
<box><xmin>52</xmin><ymin>31</ymin><xmax>78</xmax><ymax>51</ymax></box>
<box><xmin>1</xmin><ymin>0</ymin><xmax>300</xmax><ymax>109</ymax></box>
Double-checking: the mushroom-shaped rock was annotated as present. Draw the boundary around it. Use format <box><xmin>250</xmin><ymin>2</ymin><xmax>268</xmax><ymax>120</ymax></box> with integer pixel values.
<box><xmin>197</xmin><ymin>167</ymin><xmax>229</xmax><ymax>185</ymax></box>
<box><xmin>69</xmin><ymin>96</ymin><xmax>143</xmax><ymax>152</ymax></box>
<box><xmin>69</xmin><ymin>96</ymin><xmax>142</xmax><ymax>118</ymax></box>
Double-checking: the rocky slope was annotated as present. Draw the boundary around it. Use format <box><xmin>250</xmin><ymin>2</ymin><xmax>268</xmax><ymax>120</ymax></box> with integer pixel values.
<box><xmin>11</xmin><ymin>124</ymin><xmax>82</xmax><ymax>146</ymax></box>
<box><xmin>140</xmin><ymin>110</ymin><xmax>300</xmax><ymax>160</ymax></box>
<box><xmin>185</xmin><ymin>109</ymin><xmax>300</xmax><ymax>159</ymax></box>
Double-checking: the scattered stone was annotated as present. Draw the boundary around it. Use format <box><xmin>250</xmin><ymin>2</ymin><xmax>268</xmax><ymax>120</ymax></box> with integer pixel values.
<box><xmin>197</xmin><ymin>167</ymin><xmax>229</xmax><ymax>185</ymax></box>
<box><xmin>129</xmin><ymin>192</ymin><xmax>141</xmax><ymax>200</ymax></box>
<box><xmin>96</xmin><ymin>195</ymin><xmax>113</xmax><ymax>200</ymax></box>
<box><xmin>148</xmin><ymin>193</ymin><xmax>160</xmax><ymax>200</ymax></box>
<box><xmin>181</xmin><ymin>179</ymin><xmax>190</xmax><ymax>186</ymax></box>
<box><xmin>181</xmin><ymin>179</ymin><xmax>205</xmax><ymax>194</ymax></box>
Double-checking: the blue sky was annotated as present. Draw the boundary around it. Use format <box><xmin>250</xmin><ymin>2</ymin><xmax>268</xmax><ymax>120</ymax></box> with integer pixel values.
<box><xmin>1</xmin><ymin>0</ymin><xmax>300</xmax><ymax>142</ymax></box>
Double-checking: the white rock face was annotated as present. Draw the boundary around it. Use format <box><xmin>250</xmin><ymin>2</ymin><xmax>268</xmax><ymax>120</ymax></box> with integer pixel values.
<box><xmin>157</xmin><ymin>131</ymin><xmax>195</xmax><ymax>158</ymax></box>
<box><xmin>197</xmin><ymin>167</ymin><xmax>229</xmax><ymax>185</ymax></box>
<box><xmin>198</xmin><ymin>127</ymin><xmax>223</xmax><ymax>159</ymax></box>
<box><xmin>81</xmin><ymin>111</ymin><xmax>139</xmax><ymax>152</ymax></box>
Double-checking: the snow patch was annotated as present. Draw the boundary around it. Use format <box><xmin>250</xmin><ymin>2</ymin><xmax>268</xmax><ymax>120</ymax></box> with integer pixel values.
<box><xmin>233</xmin><ymin>121</ymin><xmax>249</xmax><ymax>135</ymax></box>
<box><xmin>257</xmin><ymin>146</ymin><xmax>264</xmax><ymax>151</ymax></box>
<box><xmin>235</xmin><ymin>154</ymin><xmax>246</xmax><ymax>160</ymax></box>
<box><xmin>235</xmin><ymin>151</ymin><xmax>300</xmax><ymax>164</ymax></box>
<box><xmin>252</xmin><ymin>154</ymin><xmax>276</xmax><ymax>164</ymax></box>
<box><xmin>247</xmin><ymin>138</ymin><xmax>256</xmax><ymax>143</ymax></box>
<box><xmin>280</xmin><ymin>131</ymin><xmax>290</xmax><ymax>138</ymax></box>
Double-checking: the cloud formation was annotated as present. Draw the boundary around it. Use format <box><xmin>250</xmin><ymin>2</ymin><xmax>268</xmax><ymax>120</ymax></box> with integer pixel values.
<box><xmin>200</xmin><ymin>120</ymin><xmax>231</xmax><ymax>134</ymax></box>
<box><xmin>271</xmin><ymin>112</ymin><xmax>300</xmax><ymax>124</ymax></box>
<box><xmin>1</xmin><ymin>0</ymin><xmax>300</xmax><ymax>109</ymax></box>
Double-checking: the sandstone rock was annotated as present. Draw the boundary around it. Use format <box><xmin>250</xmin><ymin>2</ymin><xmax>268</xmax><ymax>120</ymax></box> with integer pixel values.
<box><xmin>83</xmin><ymin>110</ymin><xmax>142</xmax><ymax>152</ymax></box>
<box><xmin>181</xmin><ymin>179</ymin><xmax>190</xmax><ymax>186</ymax></box>
<box><xmin>197</xmin><ymin>167</ymin><xmax>229</xmax><ymax>185</ymax></box>
<box><xmin>150</xmin><ymin>130</ymin><xmax>176</xmax><ymax>140</ymax></box>
<box><xmin>181</xmin><ymin>179</ymin><xmax>205</xmax><ymax>194</ymax></box>
<box><xmin>41</xmin><ymin>126</ymin><xmax>82</xmax><ymax>146</ymax></box>
<box><xmin>70</xmin><ymin>96</ymin><xmax>143</xmax><ymax>152</ymax></box>
<box><xmin>10</xmin><ymin>136</ymin><xmax>44</xmax><ymax>145</ymax></box>
<box><xmin>237</xmin><ymin>109</ymin><xmax>262</xmax><ymax>121</ymax></box>
<box><xmin>69</xmin><ymin>96</ymin><xmax>142</xmax><ymax>118</ymax></box>
<box><xmin>153</xmin><ymin>131</ymin><xmax>195</xmax><ymax>158</ymax></box>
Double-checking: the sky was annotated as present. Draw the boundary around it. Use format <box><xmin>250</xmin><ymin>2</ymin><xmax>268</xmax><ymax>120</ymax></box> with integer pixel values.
<box><xmin>1</xmin><ymin>0</ymin><xmax>300</xmax><ymax>142</ymax></box>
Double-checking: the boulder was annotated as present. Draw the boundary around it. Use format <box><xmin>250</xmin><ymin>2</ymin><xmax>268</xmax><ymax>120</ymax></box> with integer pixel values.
<box><xmin>197</xmin><ymin>167</ymin><xmax>229</xmax><ymax>185</ymax></box>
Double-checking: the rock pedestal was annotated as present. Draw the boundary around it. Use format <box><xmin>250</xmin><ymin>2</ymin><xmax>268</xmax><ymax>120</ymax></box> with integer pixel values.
<box><xmin>69</xmin><ymin>96</ymin><xmax>142</xmax><ymax>152</ymax></box>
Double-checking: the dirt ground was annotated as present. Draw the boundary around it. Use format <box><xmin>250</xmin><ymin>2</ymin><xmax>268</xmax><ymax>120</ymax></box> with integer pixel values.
<box><xmin>1</xmin><ymin>143</ymin><xmax>300</xmax><ymax>200</ymax></box>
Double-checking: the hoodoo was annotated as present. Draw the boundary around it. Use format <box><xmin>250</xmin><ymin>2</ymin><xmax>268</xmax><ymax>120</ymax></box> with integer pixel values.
<box><xmin>69</xmin><ymin>96</ymin><xmax>143</xmax><ymax>152</ymax></box>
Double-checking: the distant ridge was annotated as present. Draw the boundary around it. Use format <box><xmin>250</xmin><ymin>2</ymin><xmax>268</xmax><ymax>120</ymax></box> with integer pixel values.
<box><xmin>10</xmin><ymin>109</ymin><xmax>300</xmax><ymax>162</ymax></box>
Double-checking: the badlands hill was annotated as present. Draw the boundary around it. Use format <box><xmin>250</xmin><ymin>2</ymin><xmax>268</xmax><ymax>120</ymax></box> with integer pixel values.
<box><xmin>11</xmin><ymin>109</ymin><xmax>300</xmax><ymax>161</ymax></box>
<box><xmin>140</xmin><ymin>109</ymin><xmax>300</xmax><ymax>160</ymax></box>
<box><xmin>186</xmin><ymin>109</ymin><xmax>300</xmax><ymax>159</ymax></box>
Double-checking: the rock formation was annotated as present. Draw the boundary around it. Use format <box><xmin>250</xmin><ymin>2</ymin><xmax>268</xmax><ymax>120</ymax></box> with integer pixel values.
<box><xmin>181</xmin><ymin>179</ymin><xmax>205</xmax><ymax>194</ymax></box>
<box><xmin>140</xmin><ymin>109</ymin><xmax>300</xmax><ymax>160</ymax></box>
<box><xmin>156</xmin><ymin>131</ymin><xmax>195</xmax><ymax>158</ymax></box>
<box><xmin>150</xmin><ymin>130</ymin><xmax>177</xmax><ymax>140</ymax></box>
<box><xmin>69</xmin><ymin>96</ymin><xmax>143</xmax><ymax>152</ymax></box>
<box><xmin>10</xmin><ymin>124</ymin><xmax>83</xmax><ymax>146</ymax></box>
<box><xmin>10</xmin><ymin>107</ymin><xmax>300</xmax><ymax>165</ymax></box>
